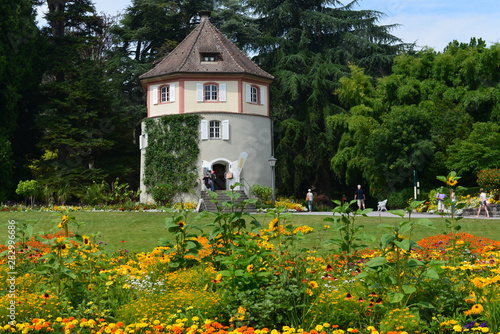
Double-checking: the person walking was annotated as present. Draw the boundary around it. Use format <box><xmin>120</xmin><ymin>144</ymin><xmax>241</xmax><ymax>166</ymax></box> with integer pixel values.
<box><xmin>354</xmin><ymin>185</ymin><xmax>366</xmax><ymax>210</ymax></box>
<box><xmin>451</xmin><ymin>190</ymin><xmax>456</xmax><ymax>215</ymax></box>
<box><xmin>306</xmin><ymin>189</ymin><xmax>313</xmax><ymax>212</ymax></box>
<box><xmin>475</xmin><ymin>188</ymin><xmax>490</xmax><ymax>218</ymax></box>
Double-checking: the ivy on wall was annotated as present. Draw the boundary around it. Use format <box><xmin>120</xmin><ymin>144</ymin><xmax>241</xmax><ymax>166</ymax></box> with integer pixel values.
<box><xmin>144</xmin><ymin>114</ymin><xmax>201</xmax><ymax>204</ymax></box>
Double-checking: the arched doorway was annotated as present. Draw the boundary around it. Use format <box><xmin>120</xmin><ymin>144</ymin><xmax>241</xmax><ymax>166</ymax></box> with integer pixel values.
<box><xmin>212</xmin><ymin>163</ymin><xmax>227</xmax><ymax>190</ymax></box>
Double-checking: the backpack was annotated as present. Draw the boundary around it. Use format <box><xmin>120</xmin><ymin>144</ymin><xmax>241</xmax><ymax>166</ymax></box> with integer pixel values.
<box><xmin>208</xmin><ymin>178</ymin><xmax>213</xmax><ymax>186</ymax></box>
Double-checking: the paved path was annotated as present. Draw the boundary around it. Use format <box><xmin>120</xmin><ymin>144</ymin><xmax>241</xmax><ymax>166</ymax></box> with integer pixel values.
<box><xmin>292</xmin><ymin>210</ymin><xmax>496</xmax><ymax>219</ymax></box>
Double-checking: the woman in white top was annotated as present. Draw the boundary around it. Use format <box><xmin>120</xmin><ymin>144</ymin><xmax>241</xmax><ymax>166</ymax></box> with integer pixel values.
<box><xmin>475</xmin><ymin>188</ymin><xmax>490</xmax><ymax>218</ymax></box>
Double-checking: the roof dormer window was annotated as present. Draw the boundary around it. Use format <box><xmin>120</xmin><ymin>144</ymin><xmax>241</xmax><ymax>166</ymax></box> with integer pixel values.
<box><xmin>201</xmin><ymin>53</ymin><xmax>222</xmax><ymax>62</ymax></box>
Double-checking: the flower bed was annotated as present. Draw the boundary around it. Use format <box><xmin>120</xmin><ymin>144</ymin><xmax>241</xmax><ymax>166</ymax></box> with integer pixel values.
<box><xmin>2</xmin><ymin>193</ymin><xmax>500</xmax><ymax>334</ymax></box>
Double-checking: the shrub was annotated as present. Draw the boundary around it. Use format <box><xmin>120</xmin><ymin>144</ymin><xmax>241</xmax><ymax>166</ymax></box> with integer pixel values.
<box><xmin>386</xmin><ymin>187</ymin><xmax>413</xmax><ymax>209</ymax></box>
<box><xmin>252</xmin><ymin>184</ymin><xmax>272</xmax><ymax>206</ymax></box>
<box><xmin>477</xmin><ymin>168</ymin><xmax>500</xmax><ymax>192</ymax></box>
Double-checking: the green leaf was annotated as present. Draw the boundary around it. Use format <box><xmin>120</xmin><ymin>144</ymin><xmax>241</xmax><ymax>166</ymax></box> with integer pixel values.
<box><xmin>398</xmin><ymin>222</ymin><xmax>413</xmax><ymax>236</ymax></box>
<box><xmin>365</xmin><ymin>257</ymin><xmax>386</xmax><ymax>268</ymax></box>
<box><xmin>416</xmin><ymin>218</ymin><xmax>434</xmax><ymax>228</ymax></box>
<box><xmin>436</xmin><ymin>176</ymin><xmax>447</xmax><ymax>182</ymax></box>
<box><xmin>394</xmin><ymin>239</ymin><xmax>411</xmax><ymax>251</ymax></box>
<box><xmin>424</xmin><ymin>269</ymin><xmax>440</xmax><ymax>279</ymax></box>
<box><xmin>406</xmin><ymin>259</ymin><xmax>424</xmax><ymax>267</ymax></box>
<box><xmin>416</xmin><ymin>301</ymin><xmax>435</xmax><ymax>309</ymax></box>
<box><xmin>380</xmin><ymin>233</ymin><xmax>395</xmax><ymax>248</ymax></box>
<box><xmin>402</xmin><ymin>285</ymin><xmax>416</xmax><ymax>294</ymax></box>
<box><xmin>388</xmin><ymin>209</ymin><xmax>405</xmax><ymax>218</ymax></box>
<box><xmin>388</xmin><ymin>292</ymin><xmax>404</xmax><ymax>303</ymax></box>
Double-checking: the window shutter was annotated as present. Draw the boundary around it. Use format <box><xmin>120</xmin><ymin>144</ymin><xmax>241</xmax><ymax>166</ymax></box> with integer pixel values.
<box><xmin>201</xmin><ymin>120</ymin><xmax>208</xmax><ymax>140</ymax></box>
<box><xmin>144</xmin><ymin>133</ymin><xmax>148</xmax><ymax>148</ymax></box>
<box><xmin>139</xmin><ymin>135</ymin><xmax>143</xmax><ymax>150</ymax></box>
<box><xmin>246</xmin><ymin>84</ymin><xmax>251</xmax><ymax>103</ymax></box>
<box><xmin>153</xmin><ymin>86</ymin><xmax>158</xmax><ymax>105</ymax></box>
<box><xmin>260</xmin><ymin>86</ymin><xmax>266</xmax><ymax>105</ymax></box>
<box><xmin>219</xmin><ymin>83</ymin><xmax>226</xmax><ymax>101</ymax></box>
<box><xmin>222</xmin><ymin>120</ymin><xmax>229</xmax><ymax>140</ymax></box>
<box><xmin>197</xmin><ymin>83</ymin><xmax>204</xmax><ymax>102</ymax></box>
<box><xmin>170</xmin><ymin>84</ymin><xmax>175</xmax><ymax>102</ymax></box>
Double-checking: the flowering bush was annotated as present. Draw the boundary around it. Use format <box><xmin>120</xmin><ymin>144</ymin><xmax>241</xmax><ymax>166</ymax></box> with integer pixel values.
<box><xmin>273</xmin><ymin>198</ymin><xmax>306</xmax><ymax>212</ymax></box>
<box><xmin>477</xmin><ymin>169</ymin><xmax>500</xmax><ymax>192</ymax></box>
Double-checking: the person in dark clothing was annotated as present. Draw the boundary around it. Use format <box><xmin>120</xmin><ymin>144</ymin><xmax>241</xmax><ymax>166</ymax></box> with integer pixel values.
<box><xmin>354</xmin><ymin>185</ymin><xmax>366</xmax><ymax>210</ymax></box>
<box><xmin>202</xmin><ymin>172</ymin><xmax>212</xmax><ymax>191</ymax></box>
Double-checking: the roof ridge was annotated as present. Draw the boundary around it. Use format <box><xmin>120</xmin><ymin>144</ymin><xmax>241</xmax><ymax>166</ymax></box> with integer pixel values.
<box><xmin>141</xmin><ymin>21</ymin><xmax>203</xmax><ymax>78</ymax></box>
<box><xmin>178</xmin><ymin>20</ymin><xmax>205</xmax><ymax>70</ymax></box>
<box><xmin>207</xmin><ymin>21</ymin><xmax>245</xmax><ymax>73</ymax></box>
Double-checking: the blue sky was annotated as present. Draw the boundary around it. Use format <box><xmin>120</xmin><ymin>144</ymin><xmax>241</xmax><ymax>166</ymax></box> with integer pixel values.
<box><xmin>357</xmin><ymin>0</ymin><xmax>500</xmax><ymax>51</ymax></box>
<box><xmin>38</xmin><ymin>0</ymin><xmax>500</xmax><ymax>52</ymax></box>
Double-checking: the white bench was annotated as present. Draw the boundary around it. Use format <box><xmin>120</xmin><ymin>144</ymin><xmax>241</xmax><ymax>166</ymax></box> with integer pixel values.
<box><xmin>378</xmin><ymin>199</ymin><xmax>387</xmax><ymax>211</ymax></box>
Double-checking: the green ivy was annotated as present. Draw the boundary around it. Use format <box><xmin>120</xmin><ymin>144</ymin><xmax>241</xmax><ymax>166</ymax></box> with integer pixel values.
<box><xmin>144</xmin><ymin>114</ymin><xmax>201</xmax><ymax>204</ymax></box>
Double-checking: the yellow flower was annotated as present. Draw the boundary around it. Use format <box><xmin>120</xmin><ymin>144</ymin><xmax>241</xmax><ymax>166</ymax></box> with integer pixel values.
<box><xmin>247</xmin><ymin>264</ymin><xmax>254</xmax><ymax>272</ymax></box>
<box><xmin>447</xmin><ymin>177</ymin><xmax>458</xmax><ymax>186</ymax></box>
<box><xmin>308</xmin><ymin>281</ymin><xmax>318</xmax><ymax>289</ymax></box>
<box><xmin>470</xmin><ymin>304</ymin><xmax>484</xmax><ymax>314</ymax></box>
<box><xmin>453</xmin><ymin>325</ymin><xmax>462</xmax><ymax>332</ymax></box>
<box><xmin>269</xmin><ymin>218</ymin><xmax>278</xmax><ymax>230</ymax></box>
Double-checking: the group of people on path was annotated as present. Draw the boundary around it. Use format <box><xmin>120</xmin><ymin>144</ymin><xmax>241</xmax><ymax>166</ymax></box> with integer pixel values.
<box><xmin>305</xmin><ymin>185</ymin><xmax>492</xmax><ymax>217</ymax></box>
<box><xmin>305</xmin><ymin>185</ymin><xmax>367</xmax><ymax>212</ymax></box>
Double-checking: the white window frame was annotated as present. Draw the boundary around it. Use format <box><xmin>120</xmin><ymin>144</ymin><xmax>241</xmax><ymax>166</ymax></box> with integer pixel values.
<box><xmin>246</xmin><ymin>84</ymin><xmax>263</xmax><ymax>104</ymax></box>
<box><xmin>250</xmin><ymin>86</ymin><xmax>258</xmax><ymax>103</ymax></box>
<box><xmin>209</xmin><ymin>120</ymin><xmax>221</xmax><ymax>139</ymax></box>
<box><xmin>205</xmin><ymin>84</ymin><xmax>218</xmax><ymax>101</ymax></box>
<box><xmin>160</xmin><ymin>86</ymin><xmax>169</xmax><ymax>103</ymax></box>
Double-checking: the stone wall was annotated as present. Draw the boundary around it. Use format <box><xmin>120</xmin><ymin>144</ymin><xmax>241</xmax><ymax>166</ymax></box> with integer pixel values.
<box><xmin>463</xmin><ymin>204</ymin><xmax>499</xmax><ymax>217</ymax></box>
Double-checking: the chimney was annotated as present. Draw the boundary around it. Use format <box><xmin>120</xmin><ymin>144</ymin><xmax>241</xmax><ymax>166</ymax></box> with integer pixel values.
<box><xmin>199</xmin><ymin>10</ymin><xmax>211</xmax><ymax>21</ymax></box>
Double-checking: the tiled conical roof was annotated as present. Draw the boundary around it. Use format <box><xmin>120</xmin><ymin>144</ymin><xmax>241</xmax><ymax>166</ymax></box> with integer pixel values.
<box><xmin>139</xmin><ymin>12</ymin><xmax>274</xmax><ymax>81</ymax></box>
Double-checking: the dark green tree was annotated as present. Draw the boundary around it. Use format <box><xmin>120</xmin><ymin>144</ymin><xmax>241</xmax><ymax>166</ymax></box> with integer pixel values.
<box><xmin>0</xmin><ymin>0</ymin><xmax>42</xmax><ymax>201</ymax></box>
<box><xmin>446</xmin><ymin>122</ymin><xmax>500</xmax><ymax>177</ymax></box>
<box><xmin>246</xmin><ymin>0</ymin><xmax>407</xmax><ymax>196</ymax></box>
<box><xmin>111</xmin><ymin>0</ymin><xmax>214</xmax><ymax>62</ymax></box>
<box><xmin>35</xmin><ymin>0</ymin><xmax>137</xmax><ymax>197</ymax></box>
<box><xmin>211</xmin><ymin>0</ymin><xmax>261</xmax><ymax>52</ymax></box>
<box><xmin>332</xmin><ymin>39</ymin><xmax>500</xmax><ymax>199</ymax></box>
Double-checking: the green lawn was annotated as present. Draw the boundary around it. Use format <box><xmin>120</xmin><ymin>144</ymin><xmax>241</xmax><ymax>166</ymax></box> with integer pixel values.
<box><xmin>1</xmin><ymin>211</ymin><xmax>499</xmax><ymax>254</ymax></box>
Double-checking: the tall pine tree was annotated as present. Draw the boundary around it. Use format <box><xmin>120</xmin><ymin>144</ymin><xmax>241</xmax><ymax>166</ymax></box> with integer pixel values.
<box><xmin>36</xmin><ymin>0</ymin><xmax>135</xmax><ymax>197</ymax></box>
<box><xmin>247</xmin><ymin>0</ymin><xmax>408</xmax><ymax>196</ymax></box>
<box><xmin>0</xmin><ymin>0</ymin><xmax>42</xmax><ymax>201</ymax></box>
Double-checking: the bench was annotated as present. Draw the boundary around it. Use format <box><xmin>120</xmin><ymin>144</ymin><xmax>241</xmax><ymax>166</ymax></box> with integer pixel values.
<box><xmin>377</xmin><ymin>199</ymin><xmax>387</xmax><ymax>211</ymax></box>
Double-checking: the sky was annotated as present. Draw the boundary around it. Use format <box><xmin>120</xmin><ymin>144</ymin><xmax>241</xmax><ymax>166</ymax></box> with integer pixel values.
<box><xmin>37</xmin><ymin>0</ymin><xmax>500</xmax><ymax>52</ymax></box>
